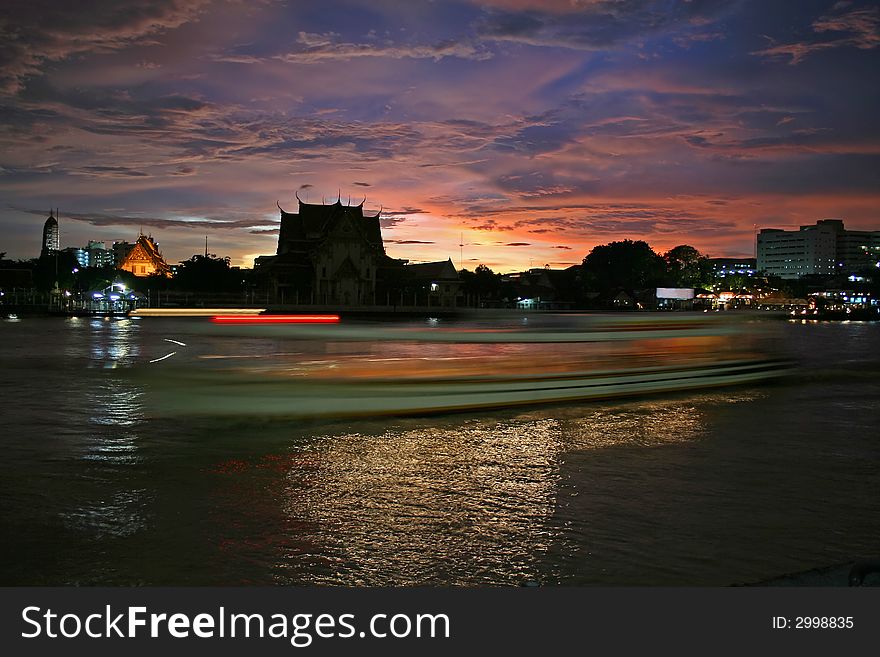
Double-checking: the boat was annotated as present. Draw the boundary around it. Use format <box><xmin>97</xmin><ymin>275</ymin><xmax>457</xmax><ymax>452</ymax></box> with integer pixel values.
<box><xmin>135</xmin><ymin>312</ymin><xmax>791</xmax><ymax>418</ymax></box>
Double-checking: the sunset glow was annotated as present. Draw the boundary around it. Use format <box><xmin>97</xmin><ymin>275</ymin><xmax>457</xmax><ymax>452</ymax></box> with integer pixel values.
<box><xmin>1</xmin><ymin>0</ymin><xmax>878</xmax><ymax>271</ymax></box>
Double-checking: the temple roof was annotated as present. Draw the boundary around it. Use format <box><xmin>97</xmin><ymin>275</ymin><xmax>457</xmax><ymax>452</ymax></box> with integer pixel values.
<box><xmin>406</xmin><ymin>258</ymin><xmax>459</xmax><ymax>280</ymax></box>
<box><xmin>277</xmin><ymin>198</ymin><xmax>384</xmax><ymax>255</ymax></box>
<box><xmin>120</xmin><ymin>234</ymin><xmax>170</xmax><ymax>273</ymax></box>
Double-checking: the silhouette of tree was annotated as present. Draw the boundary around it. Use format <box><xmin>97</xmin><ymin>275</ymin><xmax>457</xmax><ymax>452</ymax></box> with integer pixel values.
<box><xmin>582</xmin><ymin>240</ymin><xmax>666</xmax><ymax>293</ymax></box>
<box><xmin>31</xmin><ymin>251</ymin><xmax>79</xmax><ymax>291</ymax></box>
<box><xmin>460</xmin><ymin>264</ymin><xmax>502</xmax><ymax>301</ymax></box>
<box><xmin>174</xmin><ymin>254</ymin><xmax>239</xmax><ymax>292</ymax></box>
<box><xmin>664</xmin><ymin>245</ymin><xmax>709</xmax><ymax>287</ymax></box>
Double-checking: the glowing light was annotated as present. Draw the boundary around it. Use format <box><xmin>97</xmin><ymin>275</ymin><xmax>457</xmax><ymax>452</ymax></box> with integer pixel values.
<box><xmin>149</xmin><ymin>351</ymin><xmax>177</xmax><ymax>363</ymax></box>
<box><xmin>131</xmin><ymin>308</ymin><xmax>266</xmax><ymax>317</ymax></box>
<box><xmin>210</xmin><ymin>314</ymin><xmax>340</xmax><ymax>325</ymax></box>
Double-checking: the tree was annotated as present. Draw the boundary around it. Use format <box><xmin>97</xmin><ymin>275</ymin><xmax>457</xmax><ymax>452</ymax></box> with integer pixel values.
<box><xmin>664</xmin><ymin>245</ymin><xmax>709</xmax><ymax>288</ymax></box>
<box><xmin>174</xmin><ymin>254</ymin><xmax>240</xmax><ymax>292</ymax></box>
<box><xmin>31</xmin><ymin>251</ymin><xmax>79</xmax><ymax>292</ymax></box>
<box><xmin>459</xmin><ymin>264</ymin><xmax>502</xmax><ymax>301</ymax></box>
<box><xmin>582</xmin><ymin>240</ymin><xmax>667</xmax><ymax>293</ymax></box>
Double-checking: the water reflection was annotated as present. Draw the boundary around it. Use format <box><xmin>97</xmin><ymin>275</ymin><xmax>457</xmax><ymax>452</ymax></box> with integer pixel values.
<box><xmin>206</xmin><ymin>417</ymin><xmax>562</xmax><ymax>585</ymax></box>
<box><xmin>88</xmin><ymin>317</ymin><xmax>139</xmax><ymax>366</ymax></box>
<box><xmin>3</xmin><ymin>318</ymin><xmax>879</xmax><ymax>586</ymax></box>
<box><xmin>59</xmin><ymin>488</ymin><xmax>154</xmax><ymax>540</ymax></box>
<box><xmin>58</xmin><ymin>318</ymin><xmax>151</xmax><ymax>542</ymax></box>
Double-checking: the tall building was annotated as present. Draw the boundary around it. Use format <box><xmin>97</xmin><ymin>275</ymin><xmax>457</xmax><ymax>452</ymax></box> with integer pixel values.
<box><xmin>62</xmin><ymin>247</ymin><xmax>88</xmax><ymax>268</ymax></box>
<box><xmin>757</xmin><ymin>219</ymin><xmax>880</xmax><ymax>279</ymax></box>
<box><xmin>87</xmin><ymin>240</ymin><xmax>114</xmax><ymax>268</ymax></box>
<box><xmin>118</xmin><ymin>234</ymin><xmax>171</xmax><ymax>277</ymax></box>
<box><xmin>41</xmin><ymin>210</ymin><xmax>59</xmax><ymax>256</ymax></box>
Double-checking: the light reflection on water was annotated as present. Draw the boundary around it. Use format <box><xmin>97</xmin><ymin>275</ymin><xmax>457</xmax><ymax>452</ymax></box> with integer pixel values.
<box><xmin>271</xmin><ymin>419</ymin><xmax>562</xmax><ymax>585</ymax></box>
<box><xmin>0</xmin><ymin>317</ymin><xmax>879</xmax><ymax>585</ymax></box>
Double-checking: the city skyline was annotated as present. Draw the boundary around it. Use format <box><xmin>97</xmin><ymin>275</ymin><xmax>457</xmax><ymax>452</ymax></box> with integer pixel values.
<box><xmin>1</xmin><ymin>0</ymin><xmax>879</xmax><ymax>270</ymax></box>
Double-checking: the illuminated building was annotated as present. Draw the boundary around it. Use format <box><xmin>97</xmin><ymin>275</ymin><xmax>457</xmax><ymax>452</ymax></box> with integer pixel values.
<box><xmin>86</xmin><ymin>240</ymin><xmax>113</xmax><ymax>268</ymax></box>
<box><xmin>41</xmin><ymin>210</ymin><xmax>59</xmax><ymax>256</ymax></box>
<box><xmin>118</xmin><ymin>233</ymin><xmax>171</xmax><ymax>277</ymax></box>
<box><xmin>707</xmin><ymin>258</ymin><xmax>756</xmax><ymax>278</ymax></box>
<box><xmin>63</xmin><ymin>247</ymin><xmax>88</xmax><ymax>268</ymax></box>
<box><xmin>757</xmin><ymin>219</ymin><xmax>880</xmax><ymax>279</ymax></box>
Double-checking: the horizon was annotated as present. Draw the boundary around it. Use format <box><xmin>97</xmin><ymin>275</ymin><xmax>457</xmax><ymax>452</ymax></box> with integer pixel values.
<box><xmin>1</xmin><ymin>1</ymin><xmax>878</xmax><ymax>270</ymax></box>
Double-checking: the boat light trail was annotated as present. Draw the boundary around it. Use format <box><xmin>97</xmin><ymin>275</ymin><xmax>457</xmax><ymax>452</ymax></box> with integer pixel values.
<box><xmin>210</xmin><ymin>314</ymin><xmax>341</xmax><ymax>324</ymax></box>
<box><xmin>131</xmin><ymin>308</ymin><xmax>266</xmax><ymax>317</ymax></box>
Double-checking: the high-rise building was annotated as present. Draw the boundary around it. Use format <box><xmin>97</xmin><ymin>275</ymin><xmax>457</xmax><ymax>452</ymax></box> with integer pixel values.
<box><xmin>757</xmin><ymin>219</ymin><xmax>880</xmax><ymax>279</ymax></box>
<box><xmin>86</xmin><ymin>240</ymin><xmax>113</xmax><ymax>268</ymax></box>
<box><xmin>63</xmin><ymin>247</ymin><xmax>88</xmax><ymax>268</ymax></box>
<box><xmin>41</xmin><ymin>210</ymin><xmax>59</xmax><ymax>256</ymax></box>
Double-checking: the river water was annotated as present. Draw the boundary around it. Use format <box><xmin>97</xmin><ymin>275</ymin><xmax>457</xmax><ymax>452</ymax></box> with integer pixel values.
<box><xmin>1</xmin><ymin>315</ymin><xmax>878</xmax><ymax>585</ymax></box>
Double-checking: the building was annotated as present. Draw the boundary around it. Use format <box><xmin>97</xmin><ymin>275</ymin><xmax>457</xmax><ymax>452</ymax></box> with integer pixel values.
<box><xmin>63</xmin><ymin>241</ymin><xmax>114</xmax><ymax>269</ymax></box>
<box><xmin>707</xmin><ymin>257</ymin><xmax>756</xmax><ymax>278</ymax></box>
<box><xmin>112</xmin><ymin>241</ymin><xmax>135</xmax><ymax>266</ymax></box>
<box><xmin>260</xmin><ymin>196</ymin><xmax>399</xmax><ymax>305</ymax></box>
<box><xmin>405</xmin><ymin>259</ymin><xmax>461</xmax><ymax>308</ymax></box>
<box><xmin>41</xmin><ymin>210</ymin><xmax>59</xmax><ymax>256</ymax></box>
<box><xmin>501</xmin><ymin>267</ymin><xmax>573</xmax><ymax>310</ymax></box>
<box><xmin>256</xmin><ymin>193</ymin><xmax>467</xmax><ymax>306</ymax></box>
<box><xmin>118</xmin><ymin>234</ymin><xmax>171</xmax><ymax>277</ymax></box>
<box><xmin>62</xmin><ymin>247</ymin><xmax>88</xmax><ymax>268</ymax></box>
<box><xmin>757</xmin><ymin>219</ymin><xmax>880</xmax><ymax>279</ymax></box>
<box><xmin>87</xmin><ymin>240</ymin><xmax>114</xmax><ymax>268</ymax></box>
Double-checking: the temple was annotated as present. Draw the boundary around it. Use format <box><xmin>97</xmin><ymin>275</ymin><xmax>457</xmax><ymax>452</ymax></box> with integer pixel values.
<box><xmin>118</xmin><ymin>233</ymin><xmax>171</xmax><ymax>277</ymax></box>
<box><xmin>256</xmin><ymin>192</ymin><xmax>462</xmax><ymax>307</ymax></box>
<box><xmin>260</xmin><ymin>195</ymin><xmax>400</xmax><ymax>305</ymax></box>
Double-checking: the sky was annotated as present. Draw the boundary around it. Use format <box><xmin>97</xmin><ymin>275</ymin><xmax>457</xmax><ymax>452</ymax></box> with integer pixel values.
<box><xmin>1</xmin><ymin>0</ymin><xmax>878</xmax><ymax>271</ymax></box>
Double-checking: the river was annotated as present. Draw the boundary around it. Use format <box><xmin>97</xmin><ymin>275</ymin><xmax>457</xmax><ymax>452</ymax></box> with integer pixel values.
<box><xmin>1</xmin><ymin>315</ymin><xmax>878</xmax><ymax>585</ymax></box>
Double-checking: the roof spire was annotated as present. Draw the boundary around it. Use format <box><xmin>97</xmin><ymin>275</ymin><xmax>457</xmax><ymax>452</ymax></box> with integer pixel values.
<box><xmin>336</xmin><ymin>189</ymin><xmax>341</xmax><ymax>204</ymax></box>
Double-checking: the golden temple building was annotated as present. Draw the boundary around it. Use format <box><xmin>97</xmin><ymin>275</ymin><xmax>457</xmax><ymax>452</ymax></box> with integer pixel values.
<box><xmin>118</xmin><ymin>234</ymin><xmax>171</xmax><ymax>277</ymax></box>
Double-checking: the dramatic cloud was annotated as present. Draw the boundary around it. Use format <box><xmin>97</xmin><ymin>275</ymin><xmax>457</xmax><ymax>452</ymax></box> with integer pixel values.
<box><xmin>752</xmin><ymin>5</ymin><xmax>880</xmax><ymax>64</ymax></box>
<box><xmin>0</xmin><ymin>0</ymin><xmax>213</xmax><ymax>94</ymax></box>
<box><xmin>0</xmin><ymin>0</ymin><xmax>877</xmax><ymax>269</ymax></box>
<box><xmin>475</xmin><ymin>0</ymin><xmax>732</xmax><ymax>50</ymax></box>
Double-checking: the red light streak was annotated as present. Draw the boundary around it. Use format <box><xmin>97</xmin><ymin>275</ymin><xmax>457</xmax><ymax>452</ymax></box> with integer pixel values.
<box><xmin>211</xmin><ymin>314</ymin><xmax>340</xmax><ymax>324</ymax></box>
